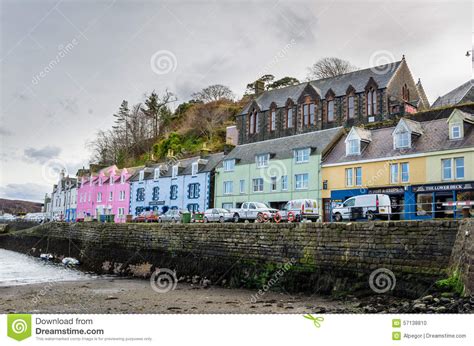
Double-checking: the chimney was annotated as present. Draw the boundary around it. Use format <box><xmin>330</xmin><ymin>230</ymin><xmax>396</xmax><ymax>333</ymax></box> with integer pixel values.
<box><xmin>59</xmin><ymin>169</ymin><xmax>65</xmax><ymax>180</ymax></box>
<box><xmin>226</xmin><ymin>125</ymin><xmax>238</xmax><ymax>146</ymax></box>
<box><xmin>200</xmin><ymin>143</ymin><xmax>211</xmax><ymax>158</ymax></box>
<box><xmin>167</xmin><ymin>149</ymin><xmax>174</xmax><ymax>158</ymax></box>
<box><xmin>255</xmin><ymin>80</ymin><xmax>265</xmax><ymax>95</ymax></box>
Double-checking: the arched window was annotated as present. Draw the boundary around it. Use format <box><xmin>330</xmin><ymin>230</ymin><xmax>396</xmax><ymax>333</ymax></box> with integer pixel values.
<box><xmin>302</xmin><ymin>101</ymin><xmax>315</xmax><ymax>127</ymax></box>
<box><xmin>270</xmin><ymin>108</ymin><xmax>276</xmax><ymax>131</ymax></box>
<box><xmin>286</xmin><ymin>105</ymin><xmax>293</xmax><ymax>129</ymax></box>
<box><xmin>249</xmin><ymin>109</ymin><xmax>258</xmax><ymax>134</ymax></box>
<box><xmin>402</xmin><ymin>84</ymin><xmax>409</xmax><ymax>102</ymax></box>
<box><xmin>367</xmin><ymin>88</ymin><xmax>377</xmax><ymax>116</ymax></box>
<box><xmin>347</xmin><ymin>95</ymin><xmax>355</xmax><ymax>119</ymax></box>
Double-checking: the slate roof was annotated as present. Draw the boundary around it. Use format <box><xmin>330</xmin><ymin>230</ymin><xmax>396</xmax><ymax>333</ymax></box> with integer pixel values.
<box><xmin>402</xmin><ymin>118</ymin><xmax>423</xmax><ymax>135</ymax></box>
<box><xmin>129</xmin><ymin>152</ymin><xmax>225</xmax><ymax>181</ymax></box>
<box><xmin>223</xmin><ymin>127</ymin><xmax>344</xmax><ymax>165</ymax></box>
<box><xmin>432</xmin><ymin>80</ymin><xmax>474</xmax><ymax>108</ymax></box>
<box><xmin>323</xmin><ymin>114</ymin><xmax>474</xmax><ymax>165</ymax></box>
<box><xmin>241</xmin><ymin>61</ymin><xmax>402</xmax><ymax>114</ymax></box>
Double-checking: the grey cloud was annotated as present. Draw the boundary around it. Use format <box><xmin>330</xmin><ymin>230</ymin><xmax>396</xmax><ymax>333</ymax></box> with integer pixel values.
<box><xmin>0</xmin><ymin>127</ymin><xmax>13</xmax><ymax>136</ymax></box>
<box><xmin>24</xmin><ymin>146</ymin><xmax>61</xmax><ymax>164</ymax></box>
<box><xmin>0</xmin><ymin>183</ymin><xmax>49</xmax><ymax>202</ymax></box>
<box><xmin>59</xmin><ymin>98</ymin><xmax>79</xmax><ymax>114</ymax></box>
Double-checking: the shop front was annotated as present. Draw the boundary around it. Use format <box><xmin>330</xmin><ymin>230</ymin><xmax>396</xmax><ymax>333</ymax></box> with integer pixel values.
<box><xmin>368</xmin><ymin>186</ymin><xmax>405</xmax><ymax>220</ymax></box>
<box><xmin>406</xmin><ymin>182</ymin><xmax>474</xmax><ymax>219</ymax></box>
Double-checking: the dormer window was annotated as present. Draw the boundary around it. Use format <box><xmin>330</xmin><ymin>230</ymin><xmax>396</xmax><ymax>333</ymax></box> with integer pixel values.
<box><xmin>256</xmin><ymin>154</ymin><xmax>269</xmax><ymax>168</ymax></box>
<box><xmin>347</xmin><ymin>139</ymin><xmax>360</xmax><ymax>155</ymax></box>
<box><xmin>110</xmin><ymin>175</ymin><xmax>114</xmax><ymax>185</ymax></box>
<box><xmin>191</xmin><ymin>162</ymin><xmax>198</xmax><ymax>176</ymax></box>
<box><xmin>450</xmin><ymin>123</ymin><xmax>462</xmax><ymax>140</ymax></box>
<box><xmin>98</xmin><ymin>177</ymin><xmax>102</xmax><ymax>186</ymax></box>
<box><xmin>172</xmin><ymin>165</ymin><xmax>178</xmax><ymax>178</ymax></box>
<box><xmin>395</xmin><ymin>130</ymin><xmax>410</xmax><ymax>149</ymax></box>
<box><xmin>120</xmin><ymin>174</ymin><xmax>125</xmax><ymax>184</ymax></box>
<box><xmin>294</xmin><ymin>148</ymin><xmax>310</xmax><ymax>163</ymax></box>
<box><xmin>154</xmin><ymin>168</ymin><xmax>160</xmax><ymax>180</ymax></box>
<box><xmin>223</xmin><ymin>159</ymin><xmax>235</xmax><ymax>172</ymax></box>
<box><xmin>139</xmin><ymin>170</ymin><xmax>144</xmax><ymax>181</ymax></box>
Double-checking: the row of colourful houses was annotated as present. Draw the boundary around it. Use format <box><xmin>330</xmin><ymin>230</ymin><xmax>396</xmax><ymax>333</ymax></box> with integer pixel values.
<box><xmin>45</xmin><ymin>58</ymin><xmax>474</xmax><ymax>222</ymax></box>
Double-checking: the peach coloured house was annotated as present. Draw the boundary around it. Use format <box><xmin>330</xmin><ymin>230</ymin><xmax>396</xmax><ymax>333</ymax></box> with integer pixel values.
<box><xmin>76</xmin><ymin>165</ymin><xmax>141</xmax><ymax>222</ymax></box>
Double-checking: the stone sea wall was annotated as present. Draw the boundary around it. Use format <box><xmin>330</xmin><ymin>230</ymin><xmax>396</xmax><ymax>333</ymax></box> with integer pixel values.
<box><xmin>0</xmin><ymin>220</ymin><xmax>469</xmax><ymax>297</ymax></box>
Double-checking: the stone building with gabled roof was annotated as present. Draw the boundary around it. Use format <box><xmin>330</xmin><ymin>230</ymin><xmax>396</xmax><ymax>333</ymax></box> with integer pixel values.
<box><xmin>237</xmin><ymin>56</ymin><xmax>429</xmax><ymax>145</ymax></box>
<box><xmin>432</xmin><ymin>80</ymin><xmax>474</xmax><ymax>108</ymax></box>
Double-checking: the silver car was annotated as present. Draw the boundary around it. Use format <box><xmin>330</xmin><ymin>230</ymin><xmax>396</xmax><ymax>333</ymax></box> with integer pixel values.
<box><xmin>203</xmin><ymin>208</ymin><xmax>233</xmax><ymax>223</ymax></box>
<box><xmin>158</xmin><ymin>209</ymin><xmax>184</xmax><ymax>223</ymax></box>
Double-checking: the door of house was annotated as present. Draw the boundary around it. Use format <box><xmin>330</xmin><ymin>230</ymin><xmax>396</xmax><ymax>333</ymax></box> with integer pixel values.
<box><xmin>323</xmin><ymin>198</ymin><xmax>331</xmax><ymax>222</ymax></box>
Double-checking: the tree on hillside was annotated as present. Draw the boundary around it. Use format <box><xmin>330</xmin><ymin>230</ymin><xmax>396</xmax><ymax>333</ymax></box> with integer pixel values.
<box><xmin>245</xmin><ymin>75</ymin><xmax>300</xmax><ymax>94</ymax></box>
<box><xmin>192</xmin><ymin>84</ymin><xmax>234</xmax><ymax>103</ymax></box>
<box><xmin>142</xmin><ymin>90</ymin><xmax>176</xmax><ymax>139</ymax></box>
<box><xmin>306</xmin><ymin>57</ymin><xmax>357</xmax><ymax>80</ymax></box>
<box><xmin>268</xmin><ymin>76</ymin><xmax>300</xmax><ymax>90</ymax></box>
<box><xmin>112</xmin><ymin>100</ymin><xmax>130</xmax><ymax>144</ymax></box>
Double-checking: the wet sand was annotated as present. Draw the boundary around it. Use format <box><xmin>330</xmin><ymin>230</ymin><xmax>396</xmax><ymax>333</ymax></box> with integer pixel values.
<box><xmin>0</xmin><ymin>277</ymin><xmax>351</xmax><ymax>314</ymax></box>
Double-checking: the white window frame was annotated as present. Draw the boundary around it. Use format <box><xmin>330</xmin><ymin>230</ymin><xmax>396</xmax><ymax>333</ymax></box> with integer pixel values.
<box><xmin>223</xmin><ymin>181</ymin><xmax>233</xmax><ymax>195</ymax></box>
<box><xmin>295</xmin><ymin>173</ymin><xmax>308</xmax><ymax>190</ymax></box>
<box><xmin>396</xmin><ymin>131</ymin><xmax>410</xmax><ymax>149</ymax></box>
<box><xmin>256</xmin><ymin>154</ymin><xmax>269</xmax><ymax>168</ymax></box>
<box><xmin>172</xmin><ymin>165</ymin><xmax>178</xmax><ymax>178</ymax></box>
<box><xmin>120</xmin><ymin>175</ymin><xmax>125</xmax><ymax>184</ymax></box>
<box><xmin>223</xmin><ymin>159</ymin><xmax>235</xmax><ymax>172</ymax></box>
<box><xmin>281</xmin><ymin>175</ymin><xmax>288</xmax><ymax>191</ymax></box>
<box><xmin>442</xmin><ymin>158</ymin><xmax>452</xmax><ymax>180</ymax></box>
<box><xmin>239</xmin><ymin>179</ymin><xmax>245</xmax><ymax>194</ymax></box>
<box><xmin>271</xmin><ymin>176</ymin><xmax>277</xmax><ymax>191</ymax></box>
<box><xmin>109</xmin><ymin>191</ymin><xmax>113</xmax><ymax>201</ymax></box>
<box><xmin>355</xmin><ymin>167</ymin><xmax>362</xmax><ymax>186</ymax></box>
<box><xmin>191</xmin><ymin>162</ymin><xmax>198</xmax><ymax>176</ymax></box>
<box><xmin>252</xmin><ymin>178</ymin><xmax>264</xmax><ymax>192</ymax></box>
<box><xmin>454</xmin><ymin>157</ymin><xmax>464</xmax><ymax>180</ymax></box>
<box><xmin>347</xmin><ymin>139</ymin><xmax>360</xmax><ymax>155</ymax></box>
<box><xmin>390</xmin><ymin>163</ymin><xmax>399</xmax><ymax>183</ymax></box>
<box><xmin>287</xmin><ymin>107</ymin><xmax>293</xmax><ymax>128</ymax></box>
<box><xmin>327</xmin><ymin>100</ymin><xmax>334</xmax><ymax>122</ymax></box>
<box><xmin>119</xmin><ymin>190</ymin><xmax>125</xmax><ymax>201</ymax></box>
<box><xmin>154</xmin><ymin>168</ymin><xmax>160</xmax><ymax>180</ymax></box>
<box><xmin>98</xmin><ymin>177</ymin><xmax>102</xmax><ymax>186</ymax></box>
<box><xmin>110</xmin><ymin>175</ymin><xmax>114</xmax><ymax>185</ymax></box>
<box><xmin>139</xmin><ymin>170</ymin><xmax>144</xmax><ymax>181</ymax></box>
<box><xmin>401</xmin><ymin>162</ymin><xmax>409</xmax><ymax>183</ymax></box>
<box><xmin>345</xmin><ymin>168</ymin><xmax>353</xmax><ymax>187</ymax></box>
<box><xmin>270</xmin><ymin>109</ymin><xmax>276</xmax><ymax>131</ymax></box>
<box><xmin>451</xmin><ymin>123</ymin><xmax>462</xmax><ymax>139</ymax></box>
<box><xmin>97</xmin><ymin>192</ymin><xmax>102</xmax><ymax>202</ymax></box>
<box><xmin>295</xmin><ymin>148</ymin><xmax>310</xmax><ymax>163</ymax></box>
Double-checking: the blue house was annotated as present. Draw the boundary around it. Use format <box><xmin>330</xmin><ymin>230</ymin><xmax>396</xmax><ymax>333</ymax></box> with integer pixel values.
<box><xmin>129</xmin><ymin>152</ymin><xmax>224</xmax><ymax>216</ymax></box>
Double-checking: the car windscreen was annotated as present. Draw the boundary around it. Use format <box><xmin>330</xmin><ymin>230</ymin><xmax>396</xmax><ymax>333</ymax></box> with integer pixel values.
<box><xmin>255</xmin><ymin>202</ymin><xmax>269</xmax><ymax>208</ymax></box>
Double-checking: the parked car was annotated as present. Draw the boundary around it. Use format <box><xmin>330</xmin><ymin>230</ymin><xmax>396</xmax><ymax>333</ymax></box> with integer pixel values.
<box><xmin>332</xmin><ymin>194</ymin><xmax>392</xmax><ymax>221</ymax></box>
<box><xmin>203</xmin><ymin>208</ymin><xmax>233</xmax><ymax>223</ymax></box>
<box><xmin>159</xmin><ymin>209</ymin><xmax>184</xmax><ymax>223</ymax></box>
<box><xmin>133</xmin><ymin>211</ymin><xmax>148</xmax><ymax>223</ymax></box>
<box><xmin>278</xmin><ymin>199</ymin><xmax>319</xmax><ymax>222</ymax></box>
<box><xmin>144</xmin><ymin>211</ymin><xmax>160</xmax><ymax>223</ymax></box>
<box><xmin>231</xmin><ymin>202</ymin><xmax>279</xmax><ymax>223</ymax></box>
<box><xmin>0</xmin><ymin>213</ymin><xmax>16</xmax><ymax>221</ymax></box>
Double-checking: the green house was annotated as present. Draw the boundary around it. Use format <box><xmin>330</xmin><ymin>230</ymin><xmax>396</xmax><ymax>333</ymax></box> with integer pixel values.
<box><xmin>214</xmin><ymin>127</ymin><xmax>344</xmax><ymax>211</ymax></box>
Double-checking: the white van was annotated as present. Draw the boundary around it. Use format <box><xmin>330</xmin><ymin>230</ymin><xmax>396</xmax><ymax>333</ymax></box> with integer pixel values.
<box><xmin>279</xmin><ymin>199</ymin><xmax>319</xmax><ymax>222</ymax></box>
<box><xmin>332</xmin><ymin>194</ymin><xmax>392</xmax><ymax>221</ymax></box>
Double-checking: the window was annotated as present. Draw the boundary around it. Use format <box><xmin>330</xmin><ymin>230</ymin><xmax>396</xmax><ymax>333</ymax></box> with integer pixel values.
<box><xmin>295</xmin><ymin>173</ymin><xmax>308</xmax><ymax>190</ymax></box>
<box><xmin>396</xmin><ymin>131</ymin><xmax>410</xmax><ymax>148</ymax></box>
<box><xmin>255</xmin><ymin>112</ymin><xmax>260</xmax><ymax>133</ymax></box>
<box><xmin>120</xmin><ymin>175</ymin><xmax>125</xmax><ymax>184</ymax></box>
<box><xmin>442</xmin><ymin>159</ymin><xmax>453</xmax><ymax>180</ymax></box>
<box><xmin>88</xmin><ymin>192</ymin><xmax>91</xmax><ymax>201</ymax></box>
<box><xmin>455</xmin><ymin>157</ymin><xmax>464</xmax><ymax>179</ymax></box>
<box><xmin>347</xmin><ymin>139</ymin><xmax>360</xmax><ymax>155</ymax></box>
<box><xmin>390</xmin><ymin>164</ymin><xmax>399</xmax><ymax>183</ymax></box>
<box><xmin>343</xmin><ymin>198</ymin><xmax>355</xmax><ymax>207</ymax></box>
<box><xmin>271</xmin><ymin>176</ymin><xmax>277</xmax><ymax>191</ymax></box>
<box><xmin>270</xmin><ymin>109</ymin><xmax>276</xmax><ymax>131</ymax></box>
<box><xmin>223</xmin><ymin>181</ymin><xmax>233</xmax><ymax>195</ymax></box>
<box><xmin>97</xmin><ymin>192</ymin><xmax>102</xmax><ymax>202</ymax></box>
<box><xmin>345</xmin><ymin>168</ymin><xmax>353</xmax><ymax>186</ymax></box>
<box><xmin>223</xmin><ymin>159</ymin><xmax>235</xmax><ymax>172</ymax></box>
<box><xmin>191</xmin><ymin>162</ymin><xmax>198</xmax><ymax>176</ymax></box>
<box><xmin>222</xmin><ymin>203</ymin><xmax>233</xmax><ymax>209</ymax></box>
<box><xmin>367</xmin><ymin>88</ymin><xmax>377</xmax><ymax>115</ymax></box>
<box><xmin>327</xmin><ymin>100</ymin><xmax>334</xmax><ymax>122</ymax></box>
<box><xmin>170</xmin><ymin>185</ymin><xmax>178</xmax><ymax>200</ymax></box>
<box><xmin>295</xmin><ymin>148</ymin><xmax>310</xmax><ymax>163</ymax></box>
<box><xmin>256</xmin><ymin>154</ymin><xmax>269</xmax><ymax>168</ymax></box>
<box><xmin>119</xmin><ymin>190</ymin><xmax>125</xmax><ymax>201</ymax></box>
<box><xmin>281</xmin><ymin>175</ymin><xmax>288</xmax><ymax>190</ymax></box>
<box><xmin>187</xmin><ymin>204</ymin><xmax>199</xmax><ymax>213</ymax></box>
<box><xmin>303</xmin><ymin>103</ymin><xmax>309</xmax><ymax>126</ymax></box>
<box><xmin>416</xmin><ymin>193</ymin><xmax>432</xmax><ymax>216</ymax></box>
<box><xmin>110</xmin><ymin>176</ymin><xmax>114</xmax><ymax>185</ymax></box>
<box><xmin>172</xmin><ymin>165</ymin><xmax>178</xmax><ymax>178</ymax></box>
<box><xmin>451</xmin><ymin>123</ymin><xmax>462</xmax><ymax>139</ymax></box>
<box><xmin>188</xmin><ymin>183</ymin><xmax>200</xmax><ymax>199</ymax></box>
<box><xmin>109</xmin><ymin>191</ymin><xmax>113</xmax><ymax>201</ymax></box>
<box><xmin>98</xmin><ymin>177</ymin><xmax>102</xmax><ymax>186</ymax></box>
<box><xmin>347</xmin><ymin>96</ymin><xmax>354</xmax><ymax>118</ymax></box>
<box><xmin>355</xmin><ymin>167</ymin><xmax>362</xmax><ymax>186</ymax></box>
<box><xmin>252</xmin><ymin>178</ymin><xmax>264</xmax><ymax>192</ymax></box>
<box><xmin>154</xmin><ymin>168</ymin><xmax>160</xmax><ymax>180</ymax></box>
<box><xmin>152</xmin><ymin>186</ymin><xmax>160</xmax><ymax>200</ymax></box>
<box><xmin>118</xmin><ymin>207</ymin><xmax>125</xmax><ymax>216</ymax></box>
<box><xmin>401</xmin><ymin>163</ymin><xmax>409</xmax><ymax>183</ymax></box>
<box><xmin>139</xmin><ymin>170</ymin><xmax>144</xmax><ymax>181</ymax></box>
<box><xmin>402</xmin><ymin>84</ymin><xmax>409</xmax><ymax>101</ymax></box>
<box><xmin>309</xmin><ymin>103</ymin><xmax>315</xmax><ymax>125</ymax></box>
<box><xmin>239</xmin><ymin>179</ymin><xmax>245</xmax><ymax>194</ymax></box>
<box><xmin>287</xmin><ymin>107</ymin><xmax>293</xmax><ymax>128</ymax></box>
<box><xmin>136</xmin><ymin>188</ymin><xmax>145</xmax><ymax>202</ymax></box>
<box><xmin>250</xmin><ymin>111</ymin><xmax>255</xmax><ymax>134</ymax></box>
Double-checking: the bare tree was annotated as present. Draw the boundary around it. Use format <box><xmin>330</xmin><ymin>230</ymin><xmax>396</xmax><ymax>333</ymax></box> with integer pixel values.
<box><xmin>192</xmin><ymin>84</ymin><xmax>234</xmax><ymax>103</ymax></box>
<box><xmin>306</xmin><ymin>57</ymin><xmax>358</xmax><ymax>80</ymax></box>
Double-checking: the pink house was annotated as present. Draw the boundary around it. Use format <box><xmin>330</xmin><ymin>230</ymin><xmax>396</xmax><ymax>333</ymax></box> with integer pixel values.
<box><xmin>76</xmin><ymin>165</ymin><xmax>141</xmax><ymax>223</ymax></box>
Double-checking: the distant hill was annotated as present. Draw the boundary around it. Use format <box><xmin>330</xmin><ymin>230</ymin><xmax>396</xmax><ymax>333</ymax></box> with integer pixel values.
<box><xmin>0</xmin><ymin>198</ymin><xmax>42</xmax><ymax>215</ymax></box>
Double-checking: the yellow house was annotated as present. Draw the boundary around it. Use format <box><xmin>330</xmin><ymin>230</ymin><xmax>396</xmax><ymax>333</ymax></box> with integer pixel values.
<box><xmin>321</xmin><ymin>109</ymin><xmax>474</xmax><ymax>221</ymax></box>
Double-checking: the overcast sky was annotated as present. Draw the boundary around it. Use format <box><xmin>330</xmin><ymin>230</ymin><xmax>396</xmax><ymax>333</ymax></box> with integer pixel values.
<box><xmin>0</xmin><ymin>0</ymin><xmax>472</xmax><ymax>202</ymax></box>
